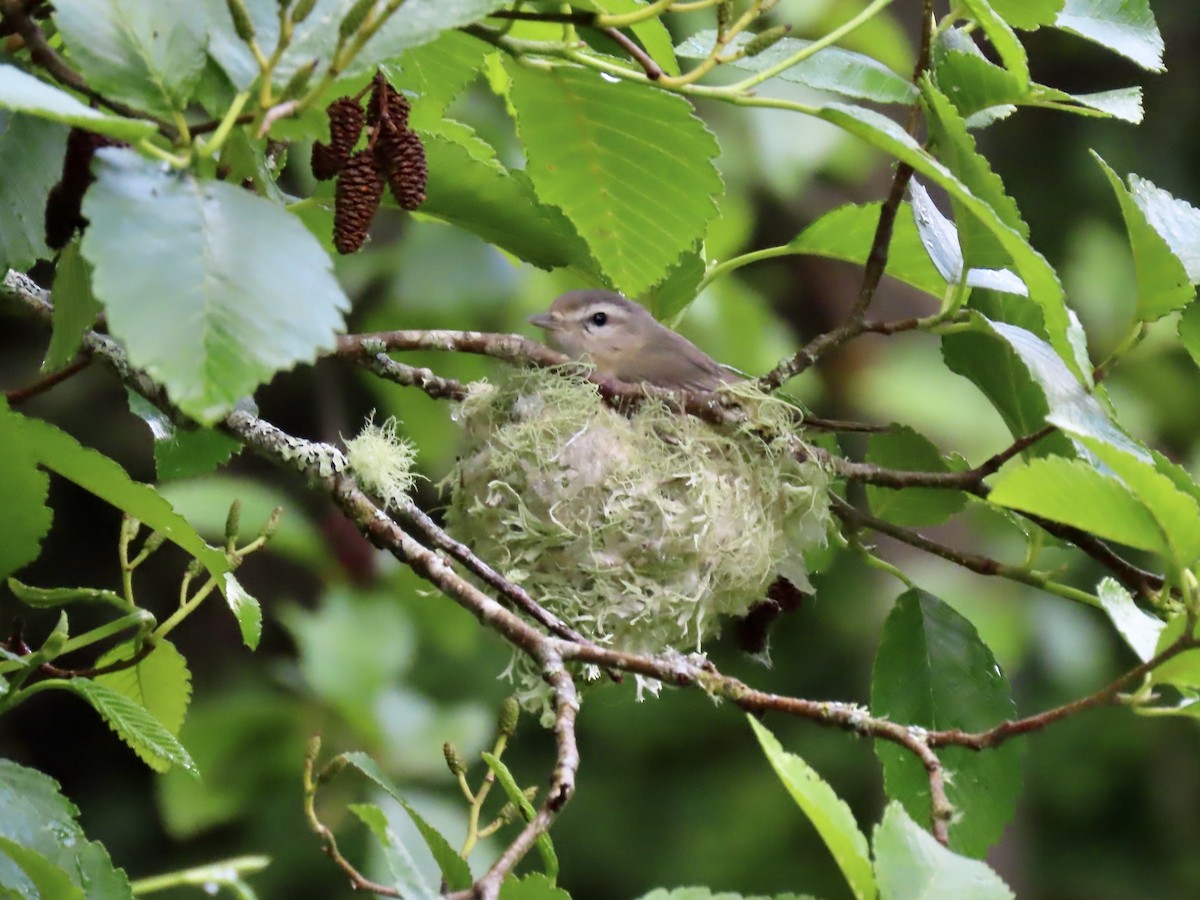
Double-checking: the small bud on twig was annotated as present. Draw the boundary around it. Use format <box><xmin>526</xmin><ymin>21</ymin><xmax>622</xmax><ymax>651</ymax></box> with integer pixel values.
<box><xmin>339</xmin><ymin>0</ymin><xmax>376</xmax><ymax>40</ymax></box>
<box><xmin>226</xmin><ymin>0</ymin><xmax>256</xmax><ymax>42</ymax></box>
<box><xmin>259</xmin><ymin>506</ymin><xmax>284</xmax><ymax>540</ymax></box>
<box><xmin>291</xmin><ymin>0</ymin><xmax>318</xmax><ymax>23</ymax></box>
<box><xmin>497</xmin><ymin>696</ymin><xmax>520</xmax><ymax>738</ymax></box>
<box><xmin>225</xmin><ymin>499</ymin><xmax>242</xmax><ymax>543</ymax></box>
<box><xmin>443</xmin><ymin>741</ymin><xmax>466</xmax><ymax>777</ymax></box>
<box><xmin>744</xmin><ymin>24</ymin><xmax>792</xmax><ymax>57</ymax></box>
<box><xmin>717</xmin><ymin>1</ymin><xmax>734</xmax><ymax>33</ymax></box>
<box><xmin>280</xmin><ymin>59</ymin><xmax>319</xmax><ymax>100</ymax></box>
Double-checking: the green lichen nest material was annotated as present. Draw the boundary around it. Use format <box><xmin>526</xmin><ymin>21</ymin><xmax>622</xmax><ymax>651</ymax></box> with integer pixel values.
<box><xmin>445</xmin><ymin>369</ymin><xmax>831</xmax><ymax>713</ymax></box>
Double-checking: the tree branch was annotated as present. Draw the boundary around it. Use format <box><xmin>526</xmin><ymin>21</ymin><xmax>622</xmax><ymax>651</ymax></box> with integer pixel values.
<box><xmin>5</xmin><ymin>356</ymin><xmax>91</xmax><ymax>404</ymax></box>
<box><xmin>928</xmin><ymin>629</ymin><xmax>1200</xmax><ymax>750</ymax></box>
<box><xmin>832</xmin><ymin>495</ymin><xmax>1101</xmax><ymax>607</ymax></box>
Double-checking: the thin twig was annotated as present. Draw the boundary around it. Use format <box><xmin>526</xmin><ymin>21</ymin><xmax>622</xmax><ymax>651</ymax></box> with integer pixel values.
<box><xmin>5</xmin><ymin>356</ymin><xmax>91</xmax><ymax>404</ymax></box>
<box><xmin>928</xmin><ymin>631</ymin><xmax>1200</xmax><ymax>749</ymax></box>
<box><xmin>600</xmin><ymin>26</ymin><xmax>663</xmax><ymax>80</ymax></box>
<box><xmin>832</xmin><ymin>496</ymin><xmax>1100</xmax><ymax>607</ymax></box>
<box><xmin>758</xmin><ymin>0</ymin><xmax>936</xmax><ymax>392</ymax></box>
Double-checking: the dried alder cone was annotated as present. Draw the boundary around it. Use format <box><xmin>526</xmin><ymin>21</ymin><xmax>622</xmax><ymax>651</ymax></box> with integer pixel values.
<box><xmin>326</xmin><ymin>74</ymin><xmax>428</xmax><ymax>253</ymax></box>
<box><xmin>333</xmin><ymin>150</ymin><xmax>385</xmax><ymax>255</ymax></box>
<box><xmin>376</xmin><ymin>126</ymin><xmax>427</xmax><ymax>211</ymax></box>
<box><xmin>45</xmin><ymin>128</ymin><xmax>125</xmax><ymax>250</ymax></box>
<box><xmin>311</xmin><ymin>97</ymin><xmax>365</xmax><ymax>181</ymax></box>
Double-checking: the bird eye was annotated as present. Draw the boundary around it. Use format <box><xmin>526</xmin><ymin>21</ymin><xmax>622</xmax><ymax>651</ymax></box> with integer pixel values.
<box><xmin>590</xmin><ymin>311</ymin><xmax>608</xmax><ymax>327</ymax></box>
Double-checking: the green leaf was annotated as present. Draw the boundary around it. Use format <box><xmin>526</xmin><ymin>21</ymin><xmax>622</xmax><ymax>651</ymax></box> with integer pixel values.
<box><xmin>941</xmin><ymin>332</ymin><xmax>1068</xmax><ymax>459</ymax></box>
<box><xmin>871</xmin><ymin>590</ymin><xmax>1021</xmax><ymax>858</ymax></box>
<box><xmin>481</xmin><ymin>751</ymin><xmax>559</xmax><ymax>882</ymax></box>
<box><xmin>872</xmin><ymin>802</ymin><xmax>1014</xmax><ymax>900</ymax></box>
<box><xmin>0</xmin><ymin>402</ymin><xmax>52</xmax><ymax>581</ymax></box>
<box><xmin>958</xmin><ymin>0</ymin><xmax>1029</xmax><ymax>88</ymax></box>
<box><xmin>0</xmin><ymin>111</ymin><xmax>66</xmax><ymax>272</ymax></box>
<box><xmin>52</xmin><ymin>0</ymin><xmax>207</xmax><ymax>118</ymax></box>
<box><xmin>922</xmin><ymin>79</ymin><xmax>1028</xmax><ymax>271</ymax></box>
<box><xmin>932</xmin><ymin>46</ymin><xmax>1138</xmax><ymax>125</ymax></box>
<box><xmin>747</xmin><ymin>717</ymin><xmax>876</xmax><ymax>900</ymax></box>
<box><xmin>398</xmin><ymin>799</ymin><xmax>472</xmax><ymax>892</ymax></box>
<box><xmin>1126</xmin><ymin>173</ymin><xmax>1200</xmax><ymax>284</ymax></box>
<box><xmin>384</xmin><ymin>30</ymin><xmax>492</xmax><ymax>122</ymax></box>
<box><xmin>1096</xmin><ymin>577</ymin><xmax>1164</xmax><ymax>662</ymax></box>
<box><xmin>95</xmin><ymin>639</ymin><xmax>193</xmax><ymax>736</ymax></box>
<box><xmin>1092</xmin><ymin>153</ymin><xmax>1194</xmax><ymax>321</ymax></box>
<box><xmin>987</xmin><ymin>0</ymin><xmax>1064</xmax><ymax>30</ymax></box>
<box><xmin>983</xmin><ymin>318</ymin><xmax>1132</xmax><ymax>452</ymax></box>
<box><xmin>342</xmin><ymin>748</ymin><xmax>483</xmax><ymax>869</ymax></box>
<box><xmin>349</xmin><ymin>804</ymin><xmax>440</xmax><ymax>900</ymax></box>
<box><xmin>932</xmin><ymin>50</ymin><xmax>1022</xmax><ymax>123</ymax></box>
<box><xmin>675</xmin><ymin>32</ymin><xmax>916</xmax><ymax>104</ymax></box>
<box><xmin>644</xmin><ymin>248</ymin><xmax>706</xmax><ymax>320</ymax></box>
<box><xmin>341</xmin><ymin>750</ymin><xmax>406</xmax><ymax>801</ymax></box>
<box><xmin>6</xmin><ymin>579</ymin><xmax>128</xmax><ymax>612</ymax></box>
<box><xmin>1181</xmin><ymin>301</ymin><xmax>1200</xmax><ymax>371</ymax></box>
<box><xmin>909</xmin><ymin>181</ymin><xmax>1026</xmax><ymax>294</ymax></box>
<box><xmin>988</xmin><ymin>456</ymin><xmax>1165</xmax><ymax>555</ymax></box>
<box><xmin>1055</xmin><ymin>0</ymin><xmax>1164</xmax><ymax>71</ymax></box>
<box><xmin>81</xmin><ymin>148</ymin><xmax>349</xmax><ymax>425</ymax></box>
<box><xmin>0</xmin><ymin>760</ymin><xmax>131</xmax><ymax>900</ymax></box>
<box><xmin>1149</xmin><ymin>614</ymin><xmax>1200</xmax><ymax>690</ymax></box>
<box><xmin>1029</xmin><ymin>84</ymin><xmax>1143</xmax><ymax>123</ymax></box>
<box><xmin>0</xmin><ymin>837</ymin><xmax>85</xmax><ymax>900</ymax></box>
<box><xmin>506</xmin><ymin>64</ymin><xmax>722</xmax><ymax>296</ymax></box>
<box><xmin>221</xmin><ymin>574</ymin><xmax>263</xmax><ymax>650</ymax></box>
<box><xmin>15</xmin><ymin>411</ymin><xmax>229</xmax><ymax>579</ymax></box>
<box><xmin>0</xmin><ymin>65</ymin><xmax>157</xmax><ymax>141</ymax></box>
<box><xmin>128</xmin><ymin>391</ymin><xmax>242</xmax><ymax>480</ymax></box>
<box><xmin>1071</xmin><ymin>435</ymin><xmax>1200</xmax><ymax>568</ymax></box>
<box><xmin>814</xmin><ymin>100</ymin><xmax>1075</xmax><ymax>379</ymax></box>
<box><xmin>348</xmin><ymin>0</ymin><xmax>511</xmax><ymax>79</ymax></box>
<box><xmin>63</xmin><ymin>679</ymin><xmax>198</xmax><ymax>775</ymax></box>
<box><xmin>211</xmin><ymin>0</ymin><xmax>509</xmax><ymax>91</ymax></box>
<box><xmin>45</xmin><ymin>241</ymin><xmax>102</xmax><ymax>372</ymax></box>
<box><xmin>414</xmin><ymin>124</ymin><xmax>595</xmax><ymax>274</ymax></box>
<box><xmin>501</xmin><ymin>873</ymin><xmax>575</xmax><ymax>900</ymax></box>
<box><xmin>865</xmin><ymin>425</ymin><xmax>969</xmax><ymax>526</ymax></box>
<box><xmin>786</xmin><ymin>202</ymin><xmax>946</xmax><ymax>298</ymax></box>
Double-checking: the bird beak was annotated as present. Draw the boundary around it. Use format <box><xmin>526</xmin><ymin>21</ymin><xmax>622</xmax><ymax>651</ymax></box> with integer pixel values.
<box><xmin>528</xmin><ymin>313</ymin><xmax>558</xmax><ymax>330</ymax></box>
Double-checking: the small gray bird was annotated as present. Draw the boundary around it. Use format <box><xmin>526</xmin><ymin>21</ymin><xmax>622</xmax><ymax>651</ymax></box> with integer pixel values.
<box><xmin>528</xmin><ymin>289</ymin><xmax>737</xmax><ymax>392</ymax></box>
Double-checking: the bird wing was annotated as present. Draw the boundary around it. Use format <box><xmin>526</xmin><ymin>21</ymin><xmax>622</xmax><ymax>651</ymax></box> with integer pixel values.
<box><xmin>615</xmin><ymin>331</ymin><xmax>736</xmax><ymax>392</ymax></box>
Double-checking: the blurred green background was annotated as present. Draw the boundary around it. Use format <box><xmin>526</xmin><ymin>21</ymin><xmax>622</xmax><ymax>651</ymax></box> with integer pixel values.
<box><xmin>4</xmin><ymin>1</ymin><xmax>1200</xmax><ymax>897</ymax></box>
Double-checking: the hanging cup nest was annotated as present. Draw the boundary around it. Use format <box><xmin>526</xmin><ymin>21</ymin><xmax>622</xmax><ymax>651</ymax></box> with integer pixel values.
<box><xmin>445</xmin><ymin>369</ymin><xmax>831</xmax><ymax>719</ymax></box>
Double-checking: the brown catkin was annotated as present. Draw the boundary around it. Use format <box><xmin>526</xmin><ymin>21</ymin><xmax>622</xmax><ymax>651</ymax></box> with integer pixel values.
<box><xmin>375</xmin><ymin>126</ymin><xmax>427</xmax><ymax>211</ymax></box>
<box><xmin>366</xmin><ymin>80</ymin><xmax>410</xmax><ymax>131</ymax></box>
<box><xmin>333</xmin><ymin>149</ymin><xmax>384</xmax><ymax>254</ymax></box>
<box><xmin>310</xmin><ymin>97</ymin><xmax>365</xmax><ymax>181</ymax></box>
<box><xmin>45</xmin><ymin>128</ymin><xmax>122</xmax><ymax>249</ymax></box>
